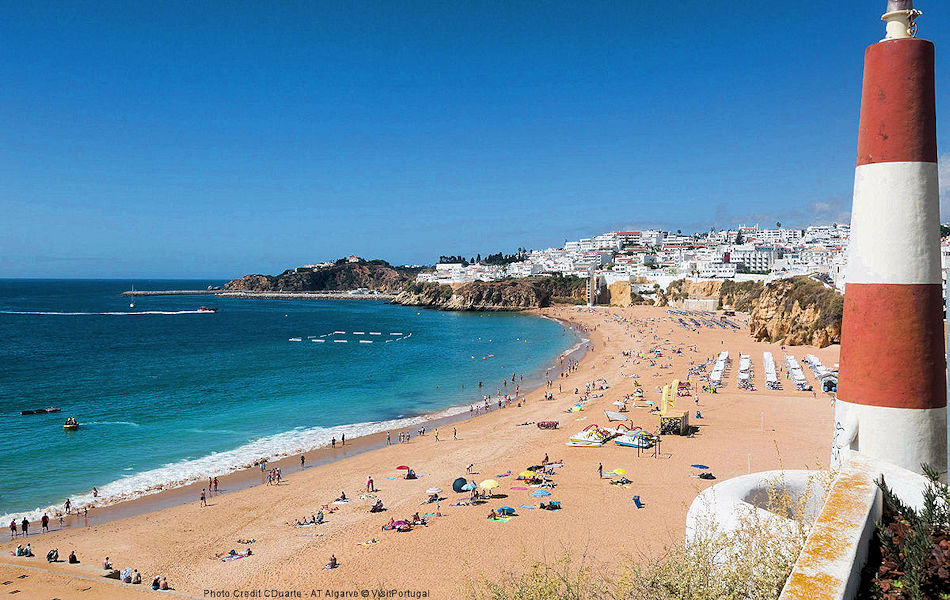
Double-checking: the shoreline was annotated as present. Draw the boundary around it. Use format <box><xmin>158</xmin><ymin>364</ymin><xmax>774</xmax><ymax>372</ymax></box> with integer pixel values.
<box><xmin>0</xmin><ymin>305</ymin><xmax>837</xmax><ymax>599</ymax></box>
<box><xmin>3</xmin><ymin>311</ymin><xmax>589</xmax><ymax>532</ymax></box>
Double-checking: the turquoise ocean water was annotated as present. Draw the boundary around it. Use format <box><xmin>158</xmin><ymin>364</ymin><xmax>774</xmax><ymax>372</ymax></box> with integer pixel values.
<box><xmin>0</xmin><ymin>280</ymin><xmax>580</xmax><ymax>521</ymax></box>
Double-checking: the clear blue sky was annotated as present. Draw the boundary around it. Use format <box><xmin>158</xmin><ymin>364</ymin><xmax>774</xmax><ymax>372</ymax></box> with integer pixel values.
<box><xmin>2</xmin><ymin>1</ymin><xmax>948</xmax><ymax>278</ymax></box>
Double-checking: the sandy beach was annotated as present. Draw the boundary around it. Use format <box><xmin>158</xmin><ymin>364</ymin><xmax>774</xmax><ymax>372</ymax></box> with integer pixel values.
<box><xmin>0</xmin><ymin>305</ymin><xmax>837</xmax><ymax>599</ymax></box>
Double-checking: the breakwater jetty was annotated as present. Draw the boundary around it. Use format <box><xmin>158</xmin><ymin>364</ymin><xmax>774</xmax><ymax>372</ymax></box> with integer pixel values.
<box><xmin>120</xmin><ymin>290</ymin><xmax>396</xmax><ymax>301</ymax></box>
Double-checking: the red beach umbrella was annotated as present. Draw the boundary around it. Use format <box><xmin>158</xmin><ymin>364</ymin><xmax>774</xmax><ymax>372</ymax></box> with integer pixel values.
<box><xmin>396</xmin><ymin>465</ymin><xmax>410</xmax><ymax>470</ymax></box>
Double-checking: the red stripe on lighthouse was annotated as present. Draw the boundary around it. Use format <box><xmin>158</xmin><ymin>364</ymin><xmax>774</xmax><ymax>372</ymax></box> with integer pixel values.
<box><xmin>837</xmin><ymin>283</ymin><xmax>946</xmax><ymax>410</ymax></box>
<box><xmin>856</xmin><ymin>38</ymin><xmax>937</xmax><ymax>166</ymax></box>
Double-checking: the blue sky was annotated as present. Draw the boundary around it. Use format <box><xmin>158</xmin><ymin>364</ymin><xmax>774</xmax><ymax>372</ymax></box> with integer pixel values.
<box><xmin>2</xmin><ymin>1</ymin><xmax>949</xmax><ymax>278</ymax></box>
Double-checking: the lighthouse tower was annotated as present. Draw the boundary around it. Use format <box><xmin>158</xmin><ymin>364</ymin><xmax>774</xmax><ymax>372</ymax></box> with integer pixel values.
<box><xmin>834</xmin><ymin>1</ymin><xmax>947</xmax><ymax>476</ymax></box>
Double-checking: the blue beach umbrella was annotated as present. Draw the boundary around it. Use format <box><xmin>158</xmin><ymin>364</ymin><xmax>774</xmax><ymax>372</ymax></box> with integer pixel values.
<box><xmin>461</xmin><ymin>482</ymin><xmax>477</xmax><ymax>491</ymax></box>
<box><xmin>531</xmin><ymin>489</ymin><xmax>551</xmax><ymax>497</ymax></box>
<box><xmin>691</xmin><ymin>464</ymin><xmax>710</xmax><ymax>470</ymax></box>
<box><xmin>452</xmin><ymin>477</ymin><xmax>468</xmax><ymax>493</ymax></box>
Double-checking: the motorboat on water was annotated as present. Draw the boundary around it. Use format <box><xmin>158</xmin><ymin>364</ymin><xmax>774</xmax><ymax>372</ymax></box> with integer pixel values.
<box><xmin>566</xmin><ymin>424</ymin><xmax>614</xmax><ymax>447</ymax></box>
<box><xmin>197</xmin><ymin>306</ymin><xmax>217</xmax><ymax>313</ymax></box>
<box><xmin>129</xmin><ymin>283</ymin><xmax>135</xmax><ymax>309</ymax></box>
<box><xmin>21</xmin><ymin>407</ymin><xmax>62</xmax><ymax>416</ymax></box>
<box><xmin>63</xmin><ymin>417</ymin><xmax>79</xmax><ymax>430</ymax></box>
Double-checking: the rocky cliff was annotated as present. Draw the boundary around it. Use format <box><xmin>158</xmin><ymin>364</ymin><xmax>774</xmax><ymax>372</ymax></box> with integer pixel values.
<box><xmin>225</xmin><ymin>260</ymin><xmax>423</xmax><ymax>293</ymax></box>
<box><xmin>662</xmin><ymin>279</ymin><xmax>764</xmax><ymax>311</ymax></box>
<box><xmin>748</xmin><ymin>277</ymin><xmax>842</xmax><ymax>348</ymax></box>
<box><xmin>392</xmin><ymin>277</ymin><xmax>587</xmax><ymax>311</ymax></box>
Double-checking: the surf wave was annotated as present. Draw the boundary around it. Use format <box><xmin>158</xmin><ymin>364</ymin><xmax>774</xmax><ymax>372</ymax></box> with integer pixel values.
<box><xmin>0</xmin><ymin>405</ymin><xmax>471</xmax><ymax>524</ymax></box>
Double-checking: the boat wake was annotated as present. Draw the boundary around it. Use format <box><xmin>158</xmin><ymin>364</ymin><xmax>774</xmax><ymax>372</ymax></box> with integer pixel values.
<box><xmin>0</xmin><ymin>310</ymin><xmax>215</xmax><ymax>316</ymax></box>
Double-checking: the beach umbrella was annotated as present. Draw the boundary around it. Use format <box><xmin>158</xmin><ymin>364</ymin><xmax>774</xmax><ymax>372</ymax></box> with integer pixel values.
<box><xmin>613</xmin><ymin>468</ymin><xmax>627</xmax><ymax>476</ymax></box>
<box><xmin>691</xmin><ymin>464</ymin><xmax>710</xmax><ymax>470</ymax></box>
<box><xmin>480</xmin><ymin>479</ymin><xmax>499</xmax><ymax>490</ymax></box>
<box><xmin>452</xmin><ymin>477</ymin><xmax>468</xmax><ymax>493</ymax></box>
<box><xmin>461</xmin><ymin>482</ymin><xmax>476</xmax><ymax>491</ymax></box>
<box><xmin>613</xmin><ymin>401</ymin><xmax>626</xmax><ymax>407</ymax></box>
<box><xmin>530</xmin><ymin>489</ymin><xmax>551</xmax><ymax>497</ymax></box>
<box><xmin>396</xmin><ymin>465</ymin><xmax>410</xmax><ymax>470</ymax></box>
<box><xmin>519</xmin><ymin>470</ymin><xmax>536</xmax><ymax>479</ymax></box>
<box><xmin>426</xmin><ymin>487</ymin><xmax>443</xmax><ymax>495</ymax></box>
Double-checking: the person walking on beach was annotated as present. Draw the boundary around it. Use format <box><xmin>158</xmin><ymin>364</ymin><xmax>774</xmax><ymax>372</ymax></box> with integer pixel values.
<box><xmin>41</xmin><ymin>514</ymin><xmax>49</xmax><ymax>533</ymax></box>
<box><xmin>21</xmin><ymin>518</ymin><xmax>28</xmax><ymax>537</ymax></box>
<box><xmin>366</xmin><ymin>476</ymin><xmax>374</xmax><ymax>492</ymax></box>
<box><xmin>434</xmin><ymin>428</ymin><xmax>439</xmax><ymax>441</ymax></box>
<box><xmin>213</xmin><ymin>477</ymin><xmax>219</xmax><ymax>493</ymax></box>
<box><xmin>598</xmin><ymin>463</ymin><xmax>603</xmax><ymax>479</ymax></box>
<box><xmin>64</xmin><ymin>498</ymin><xmax>71</xmax><ymax>514</ymax></box>
<box><xmin>453</xmin><ymin>427</ymin><xmax>457</xmax><ymax>440</ymax></box>
<box><xmin>9</xmin><ymin>520</ymin><xmax>16</xmax><ymax>540</ymax></box>
<box><xmin>386</xmin><ymin>432</ymin><xmax>391</xmax><ymax>445</ymax></box>
<box><xmin>331</xmin><ymin>437</ymin><xmax>336</xmax><ymax>448</ymax></box>
<box><xmin>200</xmin><ymin>489</ymin><xmax>207</xmax><ymax>507</ymax></box>
<box><xmin>301</xmin><ymin>455</ymin><xmax>306</xmax><ymax>469</ymax></box>
<box><xmin>341</xmin><ymin>434</ymin><xmax>345</xmax><ymax>446</ymax></box>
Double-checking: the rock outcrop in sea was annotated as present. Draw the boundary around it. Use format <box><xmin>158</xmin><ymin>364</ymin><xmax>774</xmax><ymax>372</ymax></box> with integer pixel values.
<box><xmin>224</xmin><ymin>259</ymin><xmax>423</xmax><ymax>293</ymax></box>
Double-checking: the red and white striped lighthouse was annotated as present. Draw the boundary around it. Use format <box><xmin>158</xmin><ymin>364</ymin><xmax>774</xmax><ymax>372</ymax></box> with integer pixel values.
<box><xmin>834</xmin><ymin>1</ymin><xmax>947</xmax><ymax>476</ymax></box>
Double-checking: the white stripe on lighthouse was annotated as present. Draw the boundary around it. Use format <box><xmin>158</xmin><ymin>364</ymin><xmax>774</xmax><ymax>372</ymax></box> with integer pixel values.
<box><xmin>847</xmin><ymin>161</ymin><xmax>941</xmax><ymax>285</ymax></box>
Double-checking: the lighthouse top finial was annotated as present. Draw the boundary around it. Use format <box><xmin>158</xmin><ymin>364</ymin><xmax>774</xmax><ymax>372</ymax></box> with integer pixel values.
<box><xmin>882</xmin><ymin>1</ymin><xmax>921</xmax><ymax>39</ymax></box>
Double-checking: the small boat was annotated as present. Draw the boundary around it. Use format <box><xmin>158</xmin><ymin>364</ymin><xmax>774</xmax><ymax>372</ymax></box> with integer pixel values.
<box><xmin>288</xmin><ymin>337</ymin><xmax>302</xmax><ymax>342</ymax></box>
<box><xmin>45</xmin><ymin>407</ymin><xmax>61</xmax><ymax>413</ymax></box>
<box><xmin>63</xmin><ymin>422</ymin><xmax>79</xmax><ymax>430</ymax></box>
<box><xmin>129</xmin><ymin>283</ymin><xmax>136</xmax><ymax>309</ymax></box>
<box><xmin>566</xmin><ymin>425</ymin><xmax>612</xmax><ymax>447</ymax></box>
<box><xmin>197</xmin><ymin>306</ymin><xmax>217</xmax><ymax>313</ymax></box>
<box><xmin>615</xmin><ymin>432</ymin><xmax>654</xmax><ymax>449</ymax></box>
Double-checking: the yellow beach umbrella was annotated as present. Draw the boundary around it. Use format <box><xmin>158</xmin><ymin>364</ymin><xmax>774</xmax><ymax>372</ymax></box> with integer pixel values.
<box><xmin>613</xmin><ymin>468</ymin><xmax>627</xmax><ymax>476</ymax></box>
<box><xmin>519</xmin><ymin>471</ymin><xmax>536</xmax><ymax>479</ymax></box>
<box><xmin>480</xmin><ymin>479</ymin><xmax>499</xmax><ymax>490</ymax></box>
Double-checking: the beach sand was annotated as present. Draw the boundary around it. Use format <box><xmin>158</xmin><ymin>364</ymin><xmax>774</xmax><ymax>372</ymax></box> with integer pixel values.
<box><xmin>0</xmin><ymin>305</ymin><xmax>837</xmax><ymax>599</ymax></box>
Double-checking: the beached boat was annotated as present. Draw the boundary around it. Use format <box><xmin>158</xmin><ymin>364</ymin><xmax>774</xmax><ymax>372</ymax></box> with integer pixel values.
<box><xmin>615</xmin><ymin>432</ymin><xmax>654</xmax><ymax>449</ymax></box>
<box><xmin>566</xmin><ymin>424</ymin><xmax>612</xmax><ymax>447</ymax></box>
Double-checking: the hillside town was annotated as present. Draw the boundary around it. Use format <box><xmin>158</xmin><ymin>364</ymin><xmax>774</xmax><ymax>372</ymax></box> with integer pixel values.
<box><xmin>417</xmin><ymin>224</ymin><xmax>857</xmax><ymax>290</ymax></box>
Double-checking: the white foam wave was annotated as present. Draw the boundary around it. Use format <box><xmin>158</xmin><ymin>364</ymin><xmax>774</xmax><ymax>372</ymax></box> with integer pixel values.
<box><xmin>0</xmin><ymin>410</ymin><xmax>457</xmax><ymax>524</ymax></box>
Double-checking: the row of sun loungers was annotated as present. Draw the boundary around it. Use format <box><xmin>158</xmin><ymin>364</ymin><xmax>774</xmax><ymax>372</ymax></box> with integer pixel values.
<box><xmin>763</xmin><ymin>352</ymin><xmax>781</xmax><ymax>389</ymax></box>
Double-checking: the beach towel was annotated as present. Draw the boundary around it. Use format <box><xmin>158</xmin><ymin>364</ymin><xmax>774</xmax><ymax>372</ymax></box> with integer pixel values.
<box><xmin>385</xmin><ymin>477</ymin><xmax>397</xmax><ymax>480</ymax></box>
<box><xmin>519</xmin><ymin>504</ymin><xmax>537</xmax><ymax>509</ymax></box>
<box><xmin>510</xmin><ymin>486</ymin><xmax>528</xmax><ymax>490</ymax></box>
<box><xmin>236</xmin><ymin>539</ymin><xmax>255</xmax><ymax>544</ymax></box>
<box><xmin>451</xmin><ymin>500</ymin><xmax>470</xmax><ymax>507</ymax></box>
<box><xmin>357</xmin><ymin>539</ymin><xmax>379</xmax><ymax>546</ymax></box>
<box><xmin>422</xmin><ymin>512</ymin><xmax>436</xmax><ymax>518</ymax></box>
<box><xmin>294</xmin><ymin>523</ymin><xmax>316</xmax><ymax>528</ymax></box>
<box><xmin>359</xmin><ymin>493</ymin><xmax>377</xmax><ymax>500</ymax></box>
<box><xmin>333</xmin><ymin>500</ymin><xmax>350</xmax><ymax>505</ymax></box>
<box><xmin>300</xmin><ymin>533</ymin><xmax>324</xmax><ymax>538</ymax></box>
<box><xmin>488</xmin><ymin>517</ymin><xmax>511</xmax><ymax>523</ymax></box>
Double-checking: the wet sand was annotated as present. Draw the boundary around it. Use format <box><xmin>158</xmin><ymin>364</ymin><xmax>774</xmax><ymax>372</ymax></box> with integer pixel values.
<box><xmin>0</xmin><ymin>305</ymin><xmax>837</xmax><ymax>599</ymax></box>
